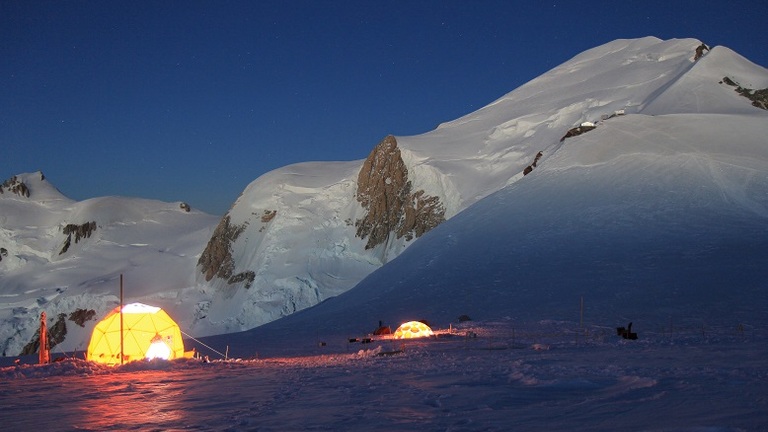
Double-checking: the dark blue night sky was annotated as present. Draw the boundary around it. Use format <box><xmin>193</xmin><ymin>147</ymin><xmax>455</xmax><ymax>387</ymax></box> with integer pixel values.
<box><xmin>3</xmin><ymin>0</ymin><xmax>766</xmax><ymax>214</ymax></box>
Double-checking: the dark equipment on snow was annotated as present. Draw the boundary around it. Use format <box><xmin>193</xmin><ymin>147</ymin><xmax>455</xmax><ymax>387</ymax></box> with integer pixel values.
<box><xmin>616</xmin><ymin>322</ymin><xmax>638</xmax><ymax>340</ymax></box>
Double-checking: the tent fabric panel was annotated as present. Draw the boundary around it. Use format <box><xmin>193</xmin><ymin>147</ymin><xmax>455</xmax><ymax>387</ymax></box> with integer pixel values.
<box><xmin>393</xmin><ymin>321</ymin><xmax>434</xmax><ymax>339</ymax></box>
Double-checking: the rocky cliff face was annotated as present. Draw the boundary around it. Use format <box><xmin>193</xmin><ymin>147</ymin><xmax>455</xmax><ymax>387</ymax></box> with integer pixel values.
<box><xmin>355</xmin><ymin>135</ymin><xmax>446</xmax><ymax>250</ymax></box>
<box><xmin>19</xmin><ymin>308</ymin><xmax>96</xmax><ymax>356</ymax></box>
<box><xmin>197</xmin><ymin>215</ymin><xmax>247</xmax><ymax>282</ymax></box>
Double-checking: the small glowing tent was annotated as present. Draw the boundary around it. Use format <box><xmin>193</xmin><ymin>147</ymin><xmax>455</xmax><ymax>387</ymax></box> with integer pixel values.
<box><xmin>87</xmin><ymin>303</ymin><xmax>185</xmax><ymax>365</ymax></box>
<box><xmin>393</xmin><ymin>321</ymin><xmax>434</xmax><ymax>339</ymax></box>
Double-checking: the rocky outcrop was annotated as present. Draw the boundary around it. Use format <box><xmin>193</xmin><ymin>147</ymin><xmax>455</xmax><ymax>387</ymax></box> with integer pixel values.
<box><xmin>355</xmin><ymin>135</ymin><xmax>446</xmax><ymax>250</ymax></box>
<box><xmin>523</xmin><ymin>151</ymin><xmax>544</xmax><ymax>176</ymax></box>
<box><xmin>180</xmin><ymin>202</ymin><xmax>191</xmax><ymax>212</ymax></box>
<box><xmin>0</xmin><ymin>247</ymin><xmax>7</xmax><ymax>262</ymax></box>
<box><xmin>59</xmin><ymin>221</ymin><xmax>97</xmax><ymax>255</ymax></box>
<box><xmin>20</xmin><ymin>313</ymin><xmax>68</xmax><ymax>355</ymax></box>
<box><xmin>227</xmin><ymin>270</ymin><xmax>255</xmax><ymax>289</ymax></box>
<box><xmin>198</xmin><ymin>215</ymin><xmax>247</xmax><ymax>282</ymax></box>
<box><xmin>0</xmin><ymin>175</ymin><xmax>30</xmax><ymax>198</ymax></box>
<box><xmin>560</xmin><ymin>123</ymin><xmax>597</xmax><ymax>142</ymax></box>
<box><xmin>260</xmin><ymin>210</ymin><xmax>277</xmax><ymax>223</ymax></box>
<box><xmin>68</xmin><ymin>308</ymin><xmax>96</xmax><ymax>327</ymax></box>
<box><xmin>721</xmin><ymin>76</ymin><xmax>768</xmax><ymax>110</ymax></box>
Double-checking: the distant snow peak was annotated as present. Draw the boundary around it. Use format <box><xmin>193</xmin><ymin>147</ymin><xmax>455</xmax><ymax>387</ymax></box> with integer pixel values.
<box><xmin>0</xmin><ymin>171</ymin><xmax>218</xmax><ymax>356</ymax></box>
<box><xmin>355</xmin><ymin>135</ymin><xmax>446</xmax><ymax>250</ymax></box>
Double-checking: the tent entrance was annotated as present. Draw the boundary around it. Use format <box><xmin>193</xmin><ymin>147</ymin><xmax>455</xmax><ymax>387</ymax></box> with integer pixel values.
<box><xmin>145</xmin><ymin>335</ymin><xmax>173</xmax><ymax>360</ymax></box>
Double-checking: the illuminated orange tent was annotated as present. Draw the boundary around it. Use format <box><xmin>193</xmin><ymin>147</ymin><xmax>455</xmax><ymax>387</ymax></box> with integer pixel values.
<box><xmin>87</xmin><ymin>303</ymin><xmax>186</xmax><ymax>365</ymax></box>
<box><xmin>393</xmin><ymin>321</ymin><xmax>434</xmax><ymax>339</ymax></box>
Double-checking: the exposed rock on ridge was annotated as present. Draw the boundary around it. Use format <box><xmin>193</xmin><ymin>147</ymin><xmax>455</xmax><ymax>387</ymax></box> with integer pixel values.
<box><xmin>18</xmin><ymin>308</ymin><xmax>94</xmax><ymax>356</ymax></box>
<box><xmin>0</xmin><ymin>175</ymin><xmax>31</xmax><ymax>198</ymax></box>
<box><xmin>227</xmin><ymin>270</ymin><xmax>255</xmax><ymax>289</ymax></box>
<box><xmin>355</xmin><ymin>135</ymin><xmax>446</xmax><ymax>250</ymax></box>
<box><xmin>20</xmin><ymin>312</ymin><xmax>69</xmax><ymax>356</ymax></box>
<box><xmin>68</xmin><ymin>309</ymin><xmax>96</xmax><ymax>327</ymax></box>
<box><xmin>560</xmin><ymin>123</ymin><xmax>597</xmax><ymax>142</ymax></box>
<box><xmin>198</xmin><ymin>215</ymin><xmax>248</xmax><ymax>282</ymax></box>
<box><xmin>523</xmin><ymin>151</ymin><xmax>544</xmax><ymax>176</ymax></box>
<box><xmin>59</xmin><ymin>221</ymin><xmax>97</xmax><ymax>255</ymax></box>
<box><xmin>721</xmin><ymin>76</ymin><xmax>768</xmax><ymax>110</ymax></box>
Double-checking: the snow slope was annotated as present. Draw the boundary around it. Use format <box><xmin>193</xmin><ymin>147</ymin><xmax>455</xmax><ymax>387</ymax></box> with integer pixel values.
<box><xmin>2</xmin><ymin>332</ymin><xmax>766</xmax><ymax>431</ymax></box>
<box><xmin>1</xmin><ymin>37</ymin><xmax>766</xmax><ymax>358</ymax></box>
<box><xmin>0</xmin><ymin>172</ymin><xmax>219</xmax><ymax>356</ymax></box>
<box><xmin>218</xmin><ymin>111</ymin><xmax>767</xmax><ymax>354</ymax></box>
<box><xmin>189</xmin><ymin>36</ymin><xmax>768</xmax><ymax>338</ymax></box>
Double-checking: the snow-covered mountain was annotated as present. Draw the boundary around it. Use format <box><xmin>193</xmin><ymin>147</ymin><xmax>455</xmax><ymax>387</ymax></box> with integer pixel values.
<box><xmin>0</xmin><ymin>172</ymin><xmax>219</xmax><ymax>356</ymax></box>
<box><xmin>190</xmin><ymin>37</ymin><xmax>768</xmax><ymax>337</ymax></box>
<box><xmin>2</xmin><ymin>36</ymin><xmax>767</xmax><ymax>357</ymax></box>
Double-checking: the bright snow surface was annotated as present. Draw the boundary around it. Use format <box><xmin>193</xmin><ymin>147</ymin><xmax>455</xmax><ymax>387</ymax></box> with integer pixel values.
<box><xmin>1</xmin><ymin>37</ymin><xmax>768</xmax><ymax>430</ymax></box>
<box><xmin>2</xmin><ymin>324</ymin><xmax>766</xmax><ymax>431</ymax></box>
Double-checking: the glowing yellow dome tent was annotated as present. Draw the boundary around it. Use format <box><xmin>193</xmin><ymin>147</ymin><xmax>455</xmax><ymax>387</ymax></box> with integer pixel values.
<box><xmin>393</xmin><ymin>321</ymin><xmax>434</xmax><ymax>339</ymax></box>
<box><xmin>87</xmin><ymin>303</ymin><xmax>185</xmax><ymax>365</ymax></box>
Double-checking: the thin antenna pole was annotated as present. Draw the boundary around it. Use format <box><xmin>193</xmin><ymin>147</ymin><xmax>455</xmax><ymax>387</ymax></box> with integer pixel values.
<box><xmin>120</xmin><ymin>274</ymin><xmax>124</xmax><ymax>365</ymax></box>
